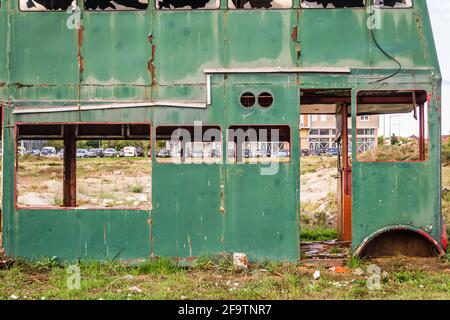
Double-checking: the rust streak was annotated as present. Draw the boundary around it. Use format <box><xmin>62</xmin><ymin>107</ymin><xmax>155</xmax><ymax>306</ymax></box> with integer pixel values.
<box><xmin>291</xmin><ymin>26</ymin><xmax>298</xmax><ymax>42</ymax></box>
<box><xmin>148</xmin><ymin>35</ymin><xmax>157</xmax><ymax>86</ymax></box>
<box><xmin>77</xmin><ymin>26</ymin><xmax>85</xmax><ymax>74</ymax></box>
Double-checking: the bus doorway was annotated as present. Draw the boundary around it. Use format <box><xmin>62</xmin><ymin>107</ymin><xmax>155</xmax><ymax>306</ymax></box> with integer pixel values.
<box><xmin>299</xmin><ymin>89</ymin><xmax>352</xmax><ymax>260</ymax></box>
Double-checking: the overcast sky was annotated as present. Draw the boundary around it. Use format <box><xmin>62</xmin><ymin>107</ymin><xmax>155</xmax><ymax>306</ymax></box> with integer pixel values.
<box><xmin>428</xmin><ymin>0</ymin><xmax>450</xmax><ymax>134</ymax></box>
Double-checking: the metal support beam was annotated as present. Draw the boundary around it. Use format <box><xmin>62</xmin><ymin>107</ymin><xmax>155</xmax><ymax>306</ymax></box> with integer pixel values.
<box><xmin>63</xmin><ymin>125</ymin><xmax>76</xmax><ymax>207</ymax></box>
<box><xmin>419</xmin><ymin>103</ymin><xmax>425</xmax><ymax>161</ymax></box>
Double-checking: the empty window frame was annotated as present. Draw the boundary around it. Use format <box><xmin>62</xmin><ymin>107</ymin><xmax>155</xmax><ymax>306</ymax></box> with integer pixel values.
<box><xmin>228</xmin><ymin>0</ymin><xmax>292</xmax><ymax>9</ymax></box>
<box><xmin>15</xmin><ymin>123</ymin><xmax>151</xmax><ymax>209</ymax></box>
<box><xmin>20</xmin><ymin>0</ymin><xmax>76</xmax><ymax>11</ymax></box>
<box><xmin>156</xmin><ymin>0</ymin><xmax>219</xmax><ymax>10</ymax></box>
<box><xmin>227</xmin><ymin>125</ymin><xmax>291</xmax><ymax>164</ymax></box>
<box><xmin>85</xmin><ymin>0</ymin><xmax>149</xmax><ymax>10</ymax></box>
<box><xmin>155</xmin><ymin>125</ymin><xmax>222</xmax><ymax>164</ymax></box>
<box><xmin>356</xmin><ymin>90</ymin><xmax>428</xmax><ymax>162</ymax></box>
<box><xmin>373</xmin><ymin>0</ymin><xmax>412</xmax><ymax>8</ymax></box>
<box><xmin>300</xmin><ymin>0</ymin><xmax>365</xmax><ymax>8</ymax></box>
<box><xmin>16</xmin><ymin>125</ymin><xmax>64</xmax><ymax>207</ymax></box>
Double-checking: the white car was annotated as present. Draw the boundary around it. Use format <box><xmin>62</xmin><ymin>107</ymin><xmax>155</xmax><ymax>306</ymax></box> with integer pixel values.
<box><xmin>123</xmin><ymin>146</ymin><xmax>136</xmax><ymax>157</ymax></box>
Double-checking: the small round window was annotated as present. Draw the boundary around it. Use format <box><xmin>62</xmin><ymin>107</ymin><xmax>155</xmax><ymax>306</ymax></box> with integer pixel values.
<box><xmin>258</xmin><ymin>92</ymin><xmax>273</xmax><ymax>108</ymax></box>
<box><xmin>240</xmin><ymin>92</ymin><xmax>256</xmax><ymax>108</ymax></box>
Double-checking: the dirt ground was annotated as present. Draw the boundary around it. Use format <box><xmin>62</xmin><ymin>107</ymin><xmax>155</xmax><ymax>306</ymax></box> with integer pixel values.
<box><xmin>15</xmin><ymin>157</ymin><xmax>151</xmax><ymax>209</ymax></box>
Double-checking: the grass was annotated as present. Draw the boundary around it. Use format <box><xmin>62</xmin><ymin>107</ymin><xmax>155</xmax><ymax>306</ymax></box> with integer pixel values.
<box><xmin>300</xmin><ymin>228</ymin><xmax>337</xmax><ymax>241</ymax></box>
<box><xmin>1</xmin><ymin>256</ymin><xmax>450</xmax><ymax>300</ymax></box>
<box><xmin>358</xmin><ymin>142</ymin><xmax>422</xmax><ymax>162</ymax></box>
<box><xmin>130</xmin><ymin>184</ymin><xmax>144</xmax><ymax>194</ymax></box>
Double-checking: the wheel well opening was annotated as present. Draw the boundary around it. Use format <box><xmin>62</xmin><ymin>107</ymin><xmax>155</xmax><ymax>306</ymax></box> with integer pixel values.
<box><xmin>358</xmin><ymin>229</ymin><xmax>441</xmax><ymax>258</ymax></box>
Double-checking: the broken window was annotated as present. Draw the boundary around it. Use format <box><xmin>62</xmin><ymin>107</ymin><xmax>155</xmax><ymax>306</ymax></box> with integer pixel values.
<box><xmin>228</xmin><ymin>0</ymin><xmax>291</xmax><ymax>9</ymax></box>
<box><xmin>16</xmin><ymin>123</ymin><xmax>152</xmax><ymax>210</ymax></box>
<box><xmin>156</xmin><ymin>0</ymin><xmax>219</xmax><ymax>10</ymax></box>
<box><xmin>155</xmin><ymin>125</ymin><xmax>222</xmax><ymax>164</ymax></box>
<box><xmin>300</xmin><ymin>0</ymin><xmax>365</xmax><ymax>8</ymax></box>
<box><xmin>16</xmin><ymin>132</ymin><xmax>64</xmax><ymax>207</ymax></box>
<box><xmin>373</xmin><ymin>0</ymin><xmax>412</xmax><ymax>8</ymax></box>
<box><xmin>356</xmin><ymin>90</ymin><xmax>428</xmax><ymax>162</ymax></box>
<box><xmin>20</xmin><ymin>0</ymin><xmax>76</xmax><ymax>11</ymax></box>
<box><xmin>227</xmin><ymin>125</ymin><xmax>291</xmax><ymax>164</ymax></box>
<box><xmin>84</xmin><ymin>0</ymin><xmax>148</xmax><ymax>10</ymax></box>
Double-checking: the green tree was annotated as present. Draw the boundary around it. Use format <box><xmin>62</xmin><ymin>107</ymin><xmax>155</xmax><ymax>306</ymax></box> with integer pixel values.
<box><xmin>391</xmin><ymin>133</ymin><xmax>399</xmax><ymax>145</ymax></box>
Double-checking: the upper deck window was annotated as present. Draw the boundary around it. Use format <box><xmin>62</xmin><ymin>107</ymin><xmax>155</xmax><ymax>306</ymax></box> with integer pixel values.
<box><xmin>373</xmin><ymin>0</ymin><xmax>412</xmax><ymax>8</ymax></box>
<box><xmin>20</xmin><ymin>0</ymin><xmax>76</xmax><ymax>11</ymax></box>
<box><xmin>301</xmin><ymin>0</ymin><xmax>365</xmax><ymax>8</ymax></box>
<box><xmin>228</xmin><ymin>0</ymin><xmax>292</xmax><ymax>9</ymax></box>
<box><xmin>156</xmin><ymin>0</ymin><xmax>219</xmax><ymax>10</ymax></box>
<box><xmin>85</xmin><ymin>0</ymin><xmax>148</xmax><ymax>10</ymax></box>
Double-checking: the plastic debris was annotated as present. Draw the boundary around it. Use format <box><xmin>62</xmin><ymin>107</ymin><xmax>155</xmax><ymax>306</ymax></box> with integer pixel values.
<box><xmin>233</xmin><ymin>253</ymin><xmax>249</xmax><ymax>269</ymax></box>
<box><xmin>313</xmin><ymin>270</ymin><xmax>321</xmax><ymax>280</ymax></box>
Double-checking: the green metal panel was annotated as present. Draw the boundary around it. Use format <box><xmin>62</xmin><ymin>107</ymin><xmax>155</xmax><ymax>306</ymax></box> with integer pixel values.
<box><xmin>81</xmin><ymin>11</ymin><xmax>152</xmax><ymax>86</ymax></box>
<box><xmin>8</xmin><ymin>9</ymin><xmax>79</xmax><ymax>85</ymax></box>
<box><xmin>222</xmin><ymin>76</ymin><xmax>300</xmax><ymax>261</ymax></box>
<box><xmin>152</xmin><ymin>164</ymin><xmax>224</xmax><ymax>258</ymax></box>
<box><xmin>12</xmin><ymin>209</ymin><xmax>151</xmax><ymax>260</ymax></box>
<box><xmin>224</xmin><ymin>10</ymin><xmax>296</xmax><ymax>67</ymax></box>
<box><xmin>153</xmin><ymin>11</ymin><xmax>224</xmax><ymax>85</ymax></box>
<box><xmin>352</xmin><ymin>84</ymin><xmax>444</xmax><ymax>252</ymax></box>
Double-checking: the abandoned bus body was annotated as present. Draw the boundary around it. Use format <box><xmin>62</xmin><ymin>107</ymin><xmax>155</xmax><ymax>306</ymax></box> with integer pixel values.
<box><xmin>0</xmin><ymin>0</ymin><xmax>445</xmax><ymax>261</ymax></box>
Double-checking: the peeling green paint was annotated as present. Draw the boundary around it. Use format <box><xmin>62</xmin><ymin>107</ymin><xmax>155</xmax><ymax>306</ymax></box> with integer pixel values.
<box><xmin>0</xmin><ymin>0</ymin><xmax>444</xmax><ymax>261</ymax></box>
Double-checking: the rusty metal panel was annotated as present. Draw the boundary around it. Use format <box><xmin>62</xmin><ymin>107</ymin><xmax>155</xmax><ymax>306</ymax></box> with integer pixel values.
<box><xmin>222</xmin><ymin>75</ymin><xmax>300</xmax><ymax>261</ymax></box>
<box><xmin>351</xmin><ymin>84</ymin><xmax>445</xmax><ymax>255</ymax></box>
<box><xmin>0</xmin><ymin>1</ymin><xmax>445</xmax><ymax>261</ymax></box>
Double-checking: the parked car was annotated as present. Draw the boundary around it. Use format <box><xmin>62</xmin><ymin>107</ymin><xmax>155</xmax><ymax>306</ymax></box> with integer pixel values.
<box><xmin>157</xmin><ymin>149</ymin><xmax>171</xmax><ymax>158</ymax></box>
<box><xmin>41</xmin><ymin>146</ymin><xmax>57</xmax><ymax>157</ymax></box>
<box><xmin>31</xmin><ymin>149</ymin><xmax>42</xmax><ymax>157</ymax></box>
<box><xmin>88</xmin><ymin>148</ymin><xmax>104</xmax><ymax>158</ymax></box>
<box><xmin>209</xmin><ymin>149</ymin><xmax>220</xmax><ymax>158</ymax></box>
<box><xmin>256</xmin><ymin>149</ymin><xmax>271</xmax><ymax>157</ymax></box>
<box><xmin>118</xmin><ymin>149</ymin><xmax>125</xmax><ymax>157</ymax></box>
<box><xmin>57</xmin><ymin>149</ymin><xmax>64</xmax><ymax>159</ymax></box>
<box><xmin>123</xmin><ymin>146</ymin><xmax>137</xmax><ymax>157</ymax></box>
<box><xmin>275</xmin><ymin>149</ymin><xmax>290</xmax><ymax>158</ymax></box>
<box><xmin>325</xmin><ymin>147</ymin><xmax>339</xmax><ymax>156</ymax></box>
<box><xmin>243</xmin><ymin>149</ymin><xmax>253</xmax><ymax>158</ymax></box>
<box><xmin>103</xmin><ymin>148</ymin><xmax>118</xmax><ymax>157</ymax></box>
<box><xmin>310</xmin><ymin>148</ymin><xmax>326</xmax><ymax>156</ymax></box>
<box><xmin>192</xmin><ymin>150</ymin><xmax>204</xmax><ymax>158</ymax></box>
<box><xmin>301</xmin><ymin>149</ymin><xmax>310</xmax><ymax>156</ymax></box>
<box><xmin>76</xmin><ymin>149</ymin><xmax>89</xmax><ymax>158</ymax></box>
<box><xmin>135</xmin><ymin>147</ymin><xmax>144</xmax><ymax>157</ymax></box>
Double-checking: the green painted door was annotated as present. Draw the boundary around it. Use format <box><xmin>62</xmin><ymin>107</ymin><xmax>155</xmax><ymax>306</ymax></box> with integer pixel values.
<box><xmin>223</xmin><ymin>76</ymin><xmax>300</xmax><ymax>262</ymax></box>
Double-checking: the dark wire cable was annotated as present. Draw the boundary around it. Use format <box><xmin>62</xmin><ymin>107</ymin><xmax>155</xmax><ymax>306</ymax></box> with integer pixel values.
<box><xmin>368</xmin><ymin>0</ymin><xmax>403</xmax><ymax>83</ymax></box>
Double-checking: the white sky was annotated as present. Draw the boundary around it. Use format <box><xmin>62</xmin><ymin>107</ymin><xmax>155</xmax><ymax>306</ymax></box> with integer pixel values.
<box><xmin>428</xmin><ymin>0</ymin><xmax>450</xmax><ymax>134</ymax></box>
<box><xmin>377</xmin><ymin>1</ymin><xmax>449</xmax><ymax>137</ymax></box>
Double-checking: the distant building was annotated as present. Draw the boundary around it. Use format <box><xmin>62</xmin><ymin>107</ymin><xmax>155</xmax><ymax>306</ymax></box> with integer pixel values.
<box><xmin>300</xmin><ymin>115</ymin><xmax>379</xmax><ymax>152</ymax></box>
